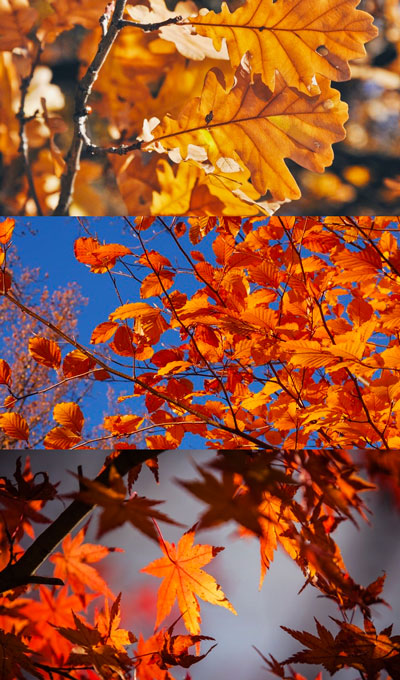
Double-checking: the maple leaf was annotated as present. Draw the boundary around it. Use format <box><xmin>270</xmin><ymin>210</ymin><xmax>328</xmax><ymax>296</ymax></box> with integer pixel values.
<box><xmin>143</xmin><ymin>62</ymin><xmax>348</xmax><ymax>200</ymax></box>
<box><xmin>95</xmin><ymin>593</ymin><xmax>137</xmax><ymax>653</ymax></box>
<box><xmin>189</xmin><ymin>0</ymin><xmax>378</xmax><ymax>95</ymax></box>
<box><xmin>141</xmin><ymin>527</ymin><xmax>237</xmax><ymax>634</ymax></box>
<box><xmin>74</xmin><ymin>465</ymin><xmax>181</xmax><ymax>541</ymax></box>
<box><xmin>57</xmin><ymin>610</ymin><xmax>134</xmax><ymax>679</ymax></box>
<box><xmin>50</xmin><ymin>526</ymin><xmax>120</xmax><ymax>600</ymax></box>
<box><xmin>0</xmin><ymin>630</ymin><xmax>42</xmax><ymax>680</ymax></box>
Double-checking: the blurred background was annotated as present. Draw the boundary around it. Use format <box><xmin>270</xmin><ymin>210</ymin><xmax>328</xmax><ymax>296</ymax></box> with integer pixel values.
<box><xmin>2</xmin><ymin>450</ymin><xmax>399</xmax><ymax>680</ymax></box>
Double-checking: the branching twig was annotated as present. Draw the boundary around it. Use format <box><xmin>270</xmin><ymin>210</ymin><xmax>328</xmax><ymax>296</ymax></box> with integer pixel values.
<box><xmin>54</xmin><ymin>0</ymin><xmax>129</xmax><ymax>216</ymax></box>
<box><xmin>0</xmin><ymin>449</ymin><xmax>167</xmax><ymax>593</ymax></box>
<box><xmin>16</xmin><ymin>41</ymin><xmax>43</xmax><ymax>216</ymax></box>
<box><xmin>53</xmin><ymin>0</ymin><xmax>183</xmax><ymax>215</ymax></box>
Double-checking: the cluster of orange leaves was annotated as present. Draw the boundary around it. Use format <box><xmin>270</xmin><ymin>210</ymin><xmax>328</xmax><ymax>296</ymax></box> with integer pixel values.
<box><xmin>0</xmin><ymin>449</ymin><xmax>399</xmax><ymax>680</ymax></box>
<box><xmin>0</xmin><ymin>0</ymin><xmax>378</xmax><ymax>214</ymax></box>
<box><xmin>1</xmin><ymin>216</ymin><xmax>400</xmax><ymax>450</ymax></box>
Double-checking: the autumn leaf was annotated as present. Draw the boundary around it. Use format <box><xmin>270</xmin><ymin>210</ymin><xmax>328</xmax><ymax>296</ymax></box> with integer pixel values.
<box><xmin>74</xmin><ymin>237</ymin><xmax>132</xmax><ymax>273</ymax></box>
<box><xmin>75</xmin><ymin>465</ymin><xmax>181</xmax><ymax>541</ymax></box>
<box><xmin>189</xmin><ymin>0</ymin><xmax>378</xmax><ymax>95</ymax></box>
<box><xmin>53</xmin><ymin>402</ymin><xmax>84</xmax><ymax>435</ymax></box>
<box><xmin>0</xmin><ymin>217</ymin><xmax>15</xmax><ymax>244</ymax></box>
<box><xmin>44</xmin><ymin>426</ymin><xmax>82</xmax><ymax>449</ymax></box>
<box><xmin>90</xmin><ymin>321</ymin><xmax>119</xmax><ymax>344</ymax></box>
<box><xmin>95</xmin><ymin>593</ymin><xmax>137</xmax><ymax>652</ymax></box>
<box><xmin>28</xmin><ymin>337</ymin><xmax>62</xmax><ymax>369</ymax></box>
<box><xmin>0</xmin><ymin>630</ymin><xmax>42</xmax><ymax>680</ymax></box>
<box><xmin>143</xmin><ymin>61</ymin><xmax>348</xmax><ymax>200</ymax></box>
<box><xmin>62</xmin><ymin>349</ymin><xmax>96</xmax><ymax>378</ymax></box>
<box><xmin>0</xmin><ymin>358</ymin><xmax>11</xmax><ymax>386</ymax></box>
<box><xmin>141</xmin><ymin>527</ymin><xmax>237</xmax><ymax>634</ymax></box>
<box><xmin>0</xmin><ymin>412</ymin><xmax>29</xmax><ymax>441</ymax></box>
<box><xmin>50</xmin><ymin>526</ymin><xmax>120</xmax><ymax>600</ymax></box>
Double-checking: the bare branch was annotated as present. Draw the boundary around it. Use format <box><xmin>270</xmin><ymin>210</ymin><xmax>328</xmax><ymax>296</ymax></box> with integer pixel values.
<box><xmin>16</xmin><ymin>42</ymin><xmax>43</xmax><ymax>216</ymax></box>
<box><xmin>54</xmin><ymin>0</ymin><xmax>129</xmax><ymax>216</ymax></box>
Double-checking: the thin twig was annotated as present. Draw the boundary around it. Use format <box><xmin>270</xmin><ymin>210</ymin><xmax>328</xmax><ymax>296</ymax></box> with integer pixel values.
<box><xmin>16</xmin><ymin>41</ymin><xmax>43</xmax><ymax>216</ymax></box>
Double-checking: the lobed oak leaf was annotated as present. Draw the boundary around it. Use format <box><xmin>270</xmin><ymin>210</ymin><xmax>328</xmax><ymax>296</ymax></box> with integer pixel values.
<box><xmin>0</xmin><ymin>412</ymin><xmax>29</xmax><ymax>441</ymax></box>
<box><xmin>141</xmin><ymin>527</ymin><xmax>237</xmax><ymax>634</ymax></box>
<box><xmin>143</xmin><ymin>62</ymin><xmax>348</xmax><ymax>200</ymax></box>
<box><xmin>28</xmin><ymin>336</ymin><xmax>61</xmax><ymax>369</ymax></box>
<box><xmin>53</xmin><ymin>401</ymin><xmax>84</xmax><ymax>435</ymax></box>
<box><xmin>0</xmin><ymin>217</ymin><xmax>15</xmax><ymax>244</ymax></box>
<box><xmin>189</xmin><ymin>0</ymin><xmax>378</xmax><ymax>95</ymax></box>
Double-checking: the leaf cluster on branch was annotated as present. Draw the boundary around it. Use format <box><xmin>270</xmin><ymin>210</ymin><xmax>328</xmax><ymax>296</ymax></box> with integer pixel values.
<box><xmin>2</xmin><ymin>216</ymin><xmax>400</xmax><ymax>450</ymax></box>
<box><xmin>0</xmin><ymin>0</ymin><xmax>382</xmax><ymax>215</ymax></box>
<box><xmin>0</xmin><ymin>448</ymin><xmax>399</xmax><ymax>680</ymax></box>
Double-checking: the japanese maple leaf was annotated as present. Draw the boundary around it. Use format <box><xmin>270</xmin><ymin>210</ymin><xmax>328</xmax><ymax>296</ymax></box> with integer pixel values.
<box><xmin>50</xmin><ymin>526</ymin><xmax>120</xmax><ymax>600</ymax></box>
<box><xmin>141</xmin><ymin>528</ymin><xmax>236</xmax><ymax>634</ymax></box>
<box><xmin>74</xmin><ymin>465</ymin><xmax>182</xmax><ymax>541</ymax></box>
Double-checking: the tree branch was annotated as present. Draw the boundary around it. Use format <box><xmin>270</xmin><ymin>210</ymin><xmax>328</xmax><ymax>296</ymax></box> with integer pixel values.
<box><xmin>4</xmin><ymin>289</ymin><xmax>277</xmax><ymax>451</ymax></box>
<box><xmin>53</xmin><ymin>0</ymin><xmax>128</xmax><ymax>216</ymax></box>
<box><xmin>16</xmin><ymin>42</ymin><xmax>43</xmax><ymax>216</ymax></box>
<box><xmin>0</xmin><ymin>448</ymin><xmax>167</xmax><ymax>594</ymax></box>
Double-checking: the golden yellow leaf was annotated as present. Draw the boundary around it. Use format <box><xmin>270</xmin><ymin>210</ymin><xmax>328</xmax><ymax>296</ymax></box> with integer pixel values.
<box><xmin>189</xmin><ymin>0</ymin><xmax>378</xmax><ymax>95</ymax></box>
<box><xmin>143</xmin><ymin>62</ymin><xmax>348</xmax><ymax>200</ymax></box>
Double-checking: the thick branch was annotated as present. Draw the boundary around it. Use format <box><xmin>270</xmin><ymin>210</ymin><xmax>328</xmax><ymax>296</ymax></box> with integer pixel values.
<box><xmin>0</xmin><ymin>449</ymin><xmax>167</xmax><ymax>593</ymax></box>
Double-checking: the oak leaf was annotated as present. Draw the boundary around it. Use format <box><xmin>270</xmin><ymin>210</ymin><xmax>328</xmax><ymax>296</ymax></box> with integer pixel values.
<box><xmin>190</xmin><ymin>0</ymin><xmax>378</xmax><ymax>95</ymax></box>
<box><xmin>143</xmin><ymin>62</ymin><xmax>348</xmax><ymax>200</ymax></box>
<box><xmin>141</xmin><ymin>527</ymin><xmax>237</xmax><ymax>634</ymax></box>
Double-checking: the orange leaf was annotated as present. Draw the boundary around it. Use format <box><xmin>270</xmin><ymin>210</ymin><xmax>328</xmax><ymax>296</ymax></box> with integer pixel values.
<box><xmin>90</xmin><ymin>321</ymin><xmax>119</xmax><ymax>344</ymax></box>
<box><xmin>53</xmin><ymin>402</ymin><xmax>84</xmax><ymax>435</ymax></box>
<box><xmin>0</xmin><ymin>359</ymin><xmax>11</xmax><ymax>386</ymax></box>
<box><xmin>141</xmin><ymin>528</ymin><xmax>236</xmax><ymax>634</ymax></box>
<box><xmin>191</xmin><ymin>0</ymin><xmax>377</xmax><ymax>94</ymax></box>
<box><xmin>43</xmin><ymin>426</ymin><xmax>81</xmax><ymax>449</ymax></box>
<box><xmin>62</xmin><ymin>350</ymin><xmax>96</xmax><ymax>378</ymax></box>
<box><xmin>0</xmin><ymin>217</ymin><xmax>15</xmax><ymax>244</ymax></box>
<box><xmin>28</xmin><ymin>337</ymin><xmax>61</xmax><ymax>369</ymax></box>
<box><xmin>0</xmin><ymin>271</ymin><xmax>12</xmax><ymax>294</ymax></box>
<box><xmin>74</xmin><ymin>237</ymin><xmax>132</xmax><ymax>273</ymax></box>
<box><xmin>50</xmin><ymin>527</ymin><xmax>118</xmax><ymax>599</ymax></box>
<box><xmin>0</xmin><ymin>412</ymin><xmax>29</xmax><ymax>441</ymax></box>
